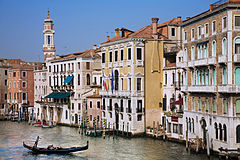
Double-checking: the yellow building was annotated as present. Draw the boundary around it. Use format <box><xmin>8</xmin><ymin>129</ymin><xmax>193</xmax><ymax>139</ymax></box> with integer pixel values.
<box><xmin>99</xmin><ymin>18</ymin><xmax>166</xmax><ymax>135</ymax></box>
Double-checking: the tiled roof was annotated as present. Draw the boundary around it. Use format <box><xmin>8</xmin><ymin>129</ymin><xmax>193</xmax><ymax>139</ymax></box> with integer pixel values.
<box><xmin>53</xmin><ymin>48</ymin><xmax>101</xmax><ymax>61</ymax></box>
<box><xmin>101</xmin><ymin>17</ymin><xmax>182</xmax><ymax>45</ymax></box>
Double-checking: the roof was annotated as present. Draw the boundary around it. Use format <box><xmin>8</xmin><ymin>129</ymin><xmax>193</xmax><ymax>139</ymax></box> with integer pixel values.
<box><xmin>52</xmin><ymin>49</ymin><xmax>101</xmax><ymax>62</ymax></box>
<box><xmin>101</xmin><ymin>17</ymin><xmax>182</xmax><ymax>45</ymax></box>
<box><xmin>86</xmin><ymin>94</ymin><xmax>101</xmax><ymax>98</ymax></box>
<box><xmin>1</xmin><ymin>59</ymin><xmax>43</xmax><ymax>70</ymax></box>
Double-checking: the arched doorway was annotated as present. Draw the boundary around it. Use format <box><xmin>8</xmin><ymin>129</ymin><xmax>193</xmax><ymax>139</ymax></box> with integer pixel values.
<box><xmin>75</xmin><ymin>114</ymin><xmax>78</xmax><ymax>125</ymax></box>
<box><xmin>200</xmin><ymin>118</ymin><xmax>207</xmax><ymax>148</ymax></box>
<box><xmin>115</xmin><ymin>103</ymin><xmax>119</xmax><ymax>130</ymax></box>
<box><xmin>236</xmin><ymin>125</ymin><xmax>240</xmax><ymax>143</ymax></box>
<box><xmin>114</xmin><ymin>70</ymin><xmax>119</xmax><ymax>90</ymax></box>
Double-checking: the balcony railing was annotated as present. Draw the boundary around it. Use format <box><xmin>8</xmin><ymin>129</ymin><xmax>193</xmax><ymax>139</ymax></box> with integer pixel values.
<box><xmin>126</xmin><ymin>60</ymin><xmax>131</xmax><ymax>66</ymax></box>
<box><xmin>177</xmin><ymin>61</ymin><xmax>187</xmax><ymax>68</ymax></box>
<box><xmin>194</xmin><ymin>58</ymin><xmax>208</xmax><ymax>66</ymax></box>
<box><xmin>187</xmin><ymin>85</ymin><xmax>217</xmax><ymax>93</ymax></box>
<box><xmin>208</xmin><ymin>57</ymin><xmax>217</xmax><ymax>65</ymax></box>
<box><xmin>233</xmin><ymin>54</ymin><xmax>240</xmax><ymax>63</ymax></box>
<box><xmin>218</xmin><ymin>54</ymin><xmax>227</xmax><ymax>63</ymax></box>
<box><xmin>22</xmin><ymin>100</ymin><xmax>28</xmax><ymax>104</ymax></box>
<box><xmin>218</xmin><ymin>84</ymin><xmax>240</xmax><ymax>93</ymax></box>
<box><xmin>188</xmin><ymin>61</ymin><xmax>194</xmax><ymax>68</ymax></box>
<box><xmin>136</xmin><ymin>60</ymin><xmax>144</xmax><ymax>67</ymax></box>
<box><xmin>119</xmin><ymin>61</ymin><xmax>123</xmax><ymax>67</ymax></box>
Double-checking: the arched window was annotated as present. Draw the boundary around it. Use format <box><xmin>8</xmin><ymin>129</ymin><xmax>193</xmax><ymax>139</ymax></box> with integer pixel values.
<box><xmin>235</xmin><ymin>68</ymin><xmax>240</xmax><ymax>85</ymax></box>
<box><xmin>236</xmin><ymin>99</ymin><xmax>240</xmax><ymax>114</ymax></box>
<box><xmin>114</xmin><ymin>70</ymin><xmax>119</xmax><ymax>90</ymax></box>
<box><xmin>223</xmin><ymin>124</ymin><xmax>227</xmax><ymax>142</ymax></box>
<box><xmin>219</xmin><ymin>123</ymin><xmax>223</xmax><ymax>140</ymax></box>
<box><xmin>189</xmin><ymin>118</ymin><xmax>191</xmax><ymax>132</ymax></box>
<box><xmin>191</xmin><ymin>46</ymin><xmax>195</xmax><ymax>60</ymax></box>
<box><xmin>66</xmin><ymin>110</ymin><xmax>68</xmax><ymax>119</ymax></box>
<box><xmin>86</xmin><ymin>74</ymin><xmax>90</xmax><ymax>85</ymax></box>
<box><xmin>235</xmin><ymin>37</ymin><xmax>240</xmax><ymax>54</ymax></box>
<box><xmin>215</xmin><ymin>123</ymin><xmax>218</xmax><ymax>139</ymax></box>
<box><xmin>236</xmin><ymin>125</ymin><xmax>240</xmax><ymax>143</ymax></box>
<box><xmin>222</xmin><ymin>38</ymin><xmax>227</xmax><ymax>55</ymax></box>
<box><xmin>192</xmin><ymin>118</ymin><xmax>194</xmax><ymax>133</ymax></box>
<box><xmin>212</xmin><ymin>41</ymin><xmax>216</xmax><ymax>57</ymax></box>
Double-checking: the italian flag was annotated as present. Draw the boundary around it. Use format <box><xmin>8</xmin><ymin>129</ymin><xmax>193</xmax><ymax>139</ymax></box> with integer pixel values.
<box><xmin>102</xmin><ymin>72</ymin><xmax>108</xmax><ymax>91</ymax></box>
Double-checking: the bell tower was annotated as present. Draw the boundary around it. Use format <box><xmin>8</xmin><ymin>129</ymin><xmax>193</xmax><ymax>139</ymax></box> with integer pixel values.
<box><xmin>43</xmin><ymin>11</ymin><xmax>55</xmax><ymax>61</ymax></box>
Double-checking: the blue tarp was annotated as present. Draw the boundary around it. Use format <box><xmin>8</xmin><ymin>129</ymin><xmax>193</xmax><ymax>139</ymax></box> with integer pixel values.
<box><xmin>64</xmin><ymin>75</ymin><xmax>73</xmax><ymax>84</ymax></box>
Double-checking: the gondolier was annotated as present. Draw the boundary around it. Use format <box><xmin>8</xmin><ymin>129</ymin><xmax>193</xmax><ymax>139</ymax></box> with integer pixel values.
<box><xmin>34</xmin><ymin>136</ymin><xmax>40</xmax><ymax>147</ymax></box>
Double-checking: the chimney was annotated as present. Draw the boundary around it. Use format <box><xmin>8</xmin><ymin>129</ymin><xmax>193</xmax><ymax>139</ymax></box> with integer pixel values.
<box><xmin>210</xmin><ymin>4</ymin><xmax>214</xmax><ymax>11</ymax></box>
<box><xmin>152</xmin><ymin>18</ymin><xmax>159</xmax><ymax>39</ymax></box>
<box><xmin>177</xmin><ymin>16</ymin><xmax>181</xmax><ymax>21</ymax></box>
<box><xmin>93</xmin><ymin>44</ymin><xmax>97</xmax><ymax>50</ymax></box>
<box><xmin>115</xmin><ymin>28</ymin><xmax>120</xmax><ymax>36</ymax></box>
<box><xmin>186</xmin><ymin>17</ymin><xmax>191</xmax><ymax>20</ymax></box>
<box><xmin>107</xmin><ymin>36</ymin><xmax>110</xmax><ymax>41</ymax></box>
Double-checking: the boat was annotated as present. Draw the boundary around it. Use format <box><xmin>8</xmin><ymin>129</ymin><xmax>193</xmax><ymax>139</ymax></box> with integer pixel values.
<box><xmin>23</xmin><ymin>141</ymin><xmax>88</xmax><ymax>154</ymax></box>
<box><xmin>33</xmin><ymin>121</ymin><xmax>47</xmax><ymax>127</ymax></box>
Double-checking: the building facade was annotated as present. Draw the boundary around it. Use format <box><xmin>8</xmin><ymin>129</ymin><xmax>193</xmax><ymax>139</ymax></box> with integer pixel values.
<box><xmin>181</xmin><ymin>0</ymin><xmax>240</xmax><ymax>151</ymax></box>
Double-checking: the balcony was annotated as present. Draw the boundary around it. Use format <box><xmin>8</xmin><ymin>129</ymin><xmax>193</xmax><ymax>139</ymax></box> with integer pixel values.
<box><xmin>218</xmin><ymin>84</ymin><xmax>240</xmax><ymax>93</ymax></box>
<box><xmin>188</xmin><ymin>61</ymin><xmax>194</xmax><ymax>68</ymax></box>
<box><xmin>119</xmin><ymin>61</ymin><xmax>123</xmax><ymax>67</ymax></box>
<box><xmin>194</xmin><ymin>58</ymin><xmax>208</xmax><ymax>66</ymax></box>
<box><xmin>101</xmin><ymin>63</ymin><xmax>105</xmax><ymax>68</ymax></box>
<box><xmin>108</xmin><ymin>62</ymin><xmax>112</xmax><ymax>68</ymax></box>
<box><xmin>136</xmin><ymin>60</ymin><xmax>144</xmax><ymax>67</ymax></box>
<box><xmin>187</xmin><ymin>85</ymin><xmax>217</xmax><ymax>93</ymax></box>
<box><xmin>100</xmin><ymin>90</ymin><xmax>132</xmax><ymax>97</ymax></box>
<box><xmin>208</xmin><ymin>57</ymin><xmax>217</xmax><ymax>65</ymax></box>
<box><xmin>218</xmin><ymin>54</ymin><xmax>227</xmax><ymax>63</ymax></box>
<box><xmin>22</xmin><ymin>100</ymin><xmax>28</xmax><ymax>104</ymax></box>
<box><xmin>181</xmin><ymin>86</ymin><xmax>188</xmax><ymax>92</ymax></box>
<box><xmin>126</xmin><ymin>60</ymin><xmax>131</xmax><ymax>66</ymax></box>
<box><xmin>113</xmin><ymin>62</ymin><xmax>118</xmax><ymax>67</ymax></box>
<box><xmin>233</xmin><ymin>54</ymin><xmax>240</xmax><ymax>63</ymax></box>
<box><xmin>135</xmin><ymin>91</ymin><xmax>144</xmax><ymax>97</ymax></box>
<box><xmin>177</xmin><ymin>61</ymin><xmax>187</xmax><ymax>68</ymax></box>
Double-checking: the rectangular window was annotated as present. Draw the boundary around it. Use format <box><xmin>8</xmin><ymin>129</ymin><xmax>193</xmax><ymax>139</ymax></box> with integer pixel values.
<box><xmin>184</xmin><ymin>31</ymin><xmax>187</xmax><ymax>41</ymax></box>
<box><xmin>128</xmin><ymin>48</ymin><xmax>131</xmax><ymax>60</ymax></box>
<box><xmin>102</xmin><ymin>53</ymin><xmax>105</xmax><ymax>63</ymax></box>
<box><xmin>212</xmin><ymin>21</ymin><xmax>216</xmax><ymax>33</ymax></box>
<box><xmin>198</xmin><ymin>26</ymin><xmax>201</xmax><ymax>37</ymax></box>
<box><xmin>213</xmin><ymin>69</ymin><xmax>216</xmax><ymax>85</ymax></box>
<box><xmin>5</xmin><ymin>70</ymin><xmax>7</xmax><ymax>76</ymax></box>
<box><xmin>171</xmin><ymin>28</ymin><xmax>176</xmax><ymax>36</ymax></box>
<box><xmin>78</xmin><ymin>103</ymin><xmax>81</xmax><ymax>110</ymax></box>
<box><xmin>223</xmin><ymin>17</ymin><xmax>227</xmax><ymax>29</ymax></box>
<box><xmin>235</xmin><ymin>16</ymin><xmax>240</xmax><ymax>27</ymax></box>
<box><xmin>5</xmin><ymin>94</ymin><xmax>7</xmax><ymax>100</ymax></box>
<box><xmin>163</xmin><ymin>97</ymin><xmax>166</xmax><ymax>111</ymax></box>
<box><xmin>191</xmin><ymin>28</ymin><xmax>195</xmax><ymax>39</ymax></box>
<box><xmin>78</xmin><ymin>74</ymin><xmax>80</xmax><ymax>85</ymax></box>
<box><xmin>173</xmin><ymin>124</ymin><xmax>178</xmax><ymax>133</ymax></box>
<box><xmin>165</xmin><ymin>73</ymin><xmax>167</xmax><ymax>85</ymax></box>
<box><xmin>22</xmin><ymin>71</ymin><xmax>26</xmax><ymax>78</ymax></box>
<box><xmin>78</xmin><ymin>62</ymin><xmax>80</xmax><ymax>69</ymax></box>
<box><xmin>172</xmin><ymin>73</ymin><xmax>175</xmax><ymax>84</ymax></box>
<box><xmin>97</xmin><ymin>101</ymin><xmax>100</xmax><ymax>109</ymax></box>
<box><xmin>22</xmin><ymin>81</ymin><xmax>27</xmax><ymax>88</ymax></box>
<box><xmin>115</xmin><ymin>51</ymin><xmax>118</xmax><ymax>62</ymax></box>
<box><xmin>109</xmin><ymin>52</ymin><xmax>112</xmax><ymax>62</ymax></box>
<box><xmin>13</xmin><ymin>72</ymin><xmax>16</xmax><ymax>77</ymax></box>
<box><xmin>128</xmin><ymin>78</ymin><xmax>131</xmax><ymax>90</ymax></box>
<box><xmin>121</xmin><ymin>78</ymin><xmax>123</xmax><ymax>90</ymax></box>
<box><xmin>72</xmin><ymin>103</ymin><xmax>74</xmax><ymax>110</ymax></box>
<box><xmin>205</xmin><ymin>24</ymin><xmax>209</xmax><ymax>35</ymax></box>
<box><xmin>90</xmin><ymin>115</ymin><xmax>92</xmax><ymax>121</ymax></box>
<box><xmin>128</xmin><ymin>100</ymin><xmax>131</xmax><ymax>113</ymax></box>
<box><xmin>5</xmin><ymin>80</ymin><xmax>7</xmax><ymax>86</ymax></box>
<box><xmin>86</xmin><ymin>62</ymin><xmax>90</xmax><ymax>70</ymax></box>
<box><xmin>137</xmin><ymin>48</ymin><xmax>142</xmax><ymax>60</ymax></box>
<box><xmin>137</xmin><ymin>115</ymin><xmax>142</xmax><ymax>121</ymax></box>
<box><xmin>22</xmin><ymin>92</ymin><xmax>27</xmax><ymax>100</ymax></box>
<box><xmin>120</xmin><ymin>50</ymin><xmax>124</xmax><ymax>61</ymax></box>
<box><xmin>90</xmin><ymin>101</ymin><xmax>92</xmax><ymax>108</ymax></box>
<box><xmin>137</xmin><ymin>78</ymin><xmax>141</xmax><ymax>91</ymax></box>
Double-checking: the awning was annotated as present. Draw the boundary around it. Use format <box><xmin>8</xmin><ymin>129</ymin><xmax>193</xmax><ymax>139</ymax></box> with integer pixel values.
<box><xmin>64</xmin><ymin>76</ymin><xmax>73</xmax><ymax>84</ymax></box>
<box><xmin>170</xmin><ymin>98</ymin><xmax>183</xmax><ymax>106</ymax></box>
<box><xmin>45</xmin><ymin>92</ymin><xmax>70</xmax><ymax>99</ymax></box>
<box><xmin>196</xmin><ymin>40</ymin><xmax>209</xmax><ymax>45</ymax></box>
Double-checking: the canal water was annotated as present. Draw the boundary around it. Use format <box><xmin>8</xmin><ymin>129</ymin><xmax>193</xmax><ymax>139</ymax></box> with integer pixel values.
<box><xmin>0</xmin><ymin>121</ymin><xmax>217</xmax><ymax>160</ymax></box>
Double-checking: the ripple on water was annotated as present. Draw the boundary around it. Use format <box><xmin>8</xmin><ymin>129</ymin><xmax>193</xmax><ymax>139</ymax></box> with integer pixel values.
<box><xmin>0</xmin><ymin>121</ymin><xmax>218</xmax><ymax>160</ymax></box>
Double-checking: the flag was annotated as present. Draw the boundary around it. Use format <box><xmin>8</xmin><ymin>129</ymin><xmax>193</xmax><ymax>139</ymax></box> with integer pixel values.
<box><xmin>111</xmin><ymin>70</ymin><xmax>114</xmax><ymax>93</ymax></box>
<box><xmin>102</xmin><ymin>72</ymin><xmax>108</xmax><ymax>91</ymax></box>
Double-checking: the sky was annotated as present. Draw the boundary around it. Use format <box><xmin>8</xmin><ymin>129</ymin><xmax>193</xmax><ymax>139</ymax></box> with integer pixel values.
<box><xmin>0</xmin><ymin>0</ymin><xmax>216</xmax><ymax>62</ymax></box>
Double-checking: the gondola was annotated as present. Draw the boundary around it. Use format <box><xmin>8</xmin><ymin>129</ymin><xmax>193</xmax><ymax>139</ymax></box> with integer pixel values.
<box><xmin>23</xmin><ymin>141</ymin><xmax>88</xmax><ymax>154</ymax></box>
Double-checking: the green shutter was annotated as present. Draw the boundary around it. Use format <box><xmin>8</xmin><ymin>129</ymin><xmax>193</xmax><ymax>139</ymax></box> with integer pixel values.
<box><xmin>206</xmin><ymin>99</ymin><xmax>209</xmax><ymax>112</ymax></box>
<box><xmin>205</xmin><ymin>70</ymin><xmax>207</xmax><ymax>85</ymax></box>
<box><xmin>208</xmin><ymin>70</ymin><xmax>211</xmax><ymax>85</ymax></box>
<box><xmin>213</xmin><ymin>41</ymin><xmax>216</xmax><ymax>56</ymax></box>
<box><xmin>235</xmin><ymin>68</ymin><xmax>240</xmax><ymax>84</ymax></box>
<box><xmin>213</xmin><ymin>99</ymin><xmax>217</xmax><ymax>112</ymax></box>
<box><xmin>236</xmin><ymin>100</ymin><xmax>240</xmax><ymax>113</ymax></box>
<box><xmin>203</xmin><ymin>45</ymin><xmax>205</xmax><ymax>58</ymax></box>
<box><xmin>206</xmin><ymin>44</ymin><xmax>208</xmax><ymax>58</ymax></box>
<box><xmin>213</xmin><ymin>69</ymin><xmax>216</xmax><ymax>85</ymax></box>
<box><xmin>185</xmin><ymin>49</ymin><xmax>187</xmax><ymax>61</ymax></box>
<box><xmin>224</xmin><ymin>68</ymin><xmax>227</xmax><ymax>84</ymax></box>
<box><xmin>224</xmin><ymin>39</ymin><xmax>227</xmax><ymax>55</ymax></box>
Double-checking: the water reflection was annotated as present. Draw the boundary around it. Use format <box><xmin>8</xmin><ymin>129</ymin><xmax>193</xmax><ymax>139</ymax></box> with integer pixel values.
<box><xmin>0</xmin><ymin>121</ymin><xmax>217</xmax><ymax>160</ymax></box>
